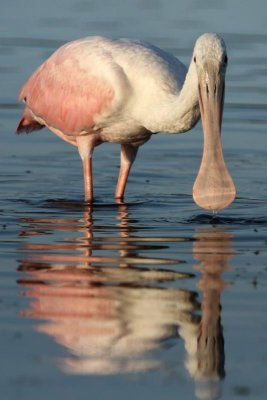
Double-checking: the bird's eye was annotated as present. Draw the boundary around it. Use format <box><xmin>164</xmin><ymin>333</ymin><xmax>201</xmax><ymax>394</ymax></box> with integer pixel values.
<box><xmin>224</xmin><ymin>55</ymin><xmax>228</xmax><ymax>64</ymax></box>
<box><xmin>193</xmin><ymin>56</ymin><xmax>196</xmax><ymax>63</ymax></box>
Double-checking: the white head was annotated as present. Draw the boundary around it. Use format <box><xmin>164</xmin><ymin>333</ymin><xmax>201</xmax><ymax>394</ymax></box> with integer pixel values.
<box><xmin>193</xmin><ymin>33</ymin><xmax>227</xmax><ymax>68</ymax></box>
<box><xmin>191</xmin><ymin>33</ymin><xmax>236</xmax><ymax>211</ymax></box>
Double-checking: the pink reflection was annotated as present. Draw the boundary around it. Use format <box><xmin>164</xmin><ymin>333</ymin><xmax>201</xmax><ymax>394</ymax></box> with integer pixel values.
<box><xmin>17</xmin><ymin>205</ymin><xmax>233</xmax><ymax>391</ymax></box>
<box><xmin>18</xmin><ymin>204</ymin><xmax>194</xmax><ymax>375</ymax></box>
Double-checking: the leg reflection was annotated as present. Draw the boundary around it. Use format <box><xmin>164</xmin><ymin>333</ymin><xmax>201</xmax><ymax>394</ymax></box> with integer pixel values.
<box><xmin>17</xmin><ymin>202</ymin><xmax>196</xmax><ymax>374</ymax></box>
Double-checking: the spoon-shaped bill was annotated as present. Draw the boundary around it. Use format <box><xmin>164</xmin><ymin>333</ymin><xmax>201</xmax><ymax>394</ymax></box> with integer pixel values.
<box><xmin>193</xmin><ymin>67</ymin><xmax>236</xmax><ymax>211</ymax></box>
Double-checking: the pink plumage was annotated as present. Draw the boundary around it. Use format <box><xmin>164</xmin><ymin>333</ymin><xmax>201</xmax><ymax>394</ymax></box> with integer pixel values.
<box><xmin>17</xmin><ymin>41</ymin><xmax>115</xmax><ymax>135</ymax></box>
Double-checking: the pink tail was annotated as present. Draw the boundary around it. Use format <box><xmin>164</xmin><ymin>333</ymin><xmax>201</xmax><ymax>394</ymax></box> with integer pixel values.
<box><xmin>16</xmin><ymin>108</ymin><xmax>44</xmax><ymax>134</ymax></box>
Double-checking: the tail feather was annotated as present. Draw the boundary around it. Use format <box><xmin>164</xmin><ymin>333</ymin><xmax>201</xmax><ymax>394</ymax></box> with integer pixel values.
<box><xmin>16</xmin><ymin>117</ymin><xmax>44</xmax><ymax>134</ymax></box>
<box><xmin>16</xmin><ymin>108</ymin><xmax>44</xmax><ymax>134</ymax></box>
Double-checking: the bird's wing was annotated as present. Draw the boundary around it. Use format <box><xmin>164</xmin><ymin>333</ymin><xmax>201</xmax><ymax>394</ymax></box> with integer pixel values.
<box><xmin>17</xmin><ymin>38</ymin><xmax>130</xmax><ymax>135</ymax></box>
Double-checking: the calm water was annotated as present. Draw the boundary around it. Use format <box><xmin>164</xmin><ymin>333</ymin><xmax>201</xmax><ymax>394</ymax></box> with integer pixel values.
<box><xmin>1</xmin><ymin>1</ymin><xmax>267</xmax><ymax>399</ymax></box>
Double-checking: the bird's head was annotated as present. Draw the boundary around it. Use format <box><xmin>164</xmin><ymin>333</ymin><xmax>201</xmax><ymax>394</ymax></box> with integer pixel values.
<box><xmin>193</xmin><ymin>33</ymin><xmax>227</xmax><ymax>71</ymax></box>
<box><xmin>192</xmin><ymin>33</ymin><xmax>236</xmax><ymax>211</ymax></box>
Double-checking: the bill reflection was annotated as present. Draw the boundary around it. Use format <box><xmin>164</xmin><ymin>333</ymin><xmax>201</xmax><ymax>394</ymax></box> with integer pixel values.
<box><xmin>180</xmin><ymin>227</ymin><xmax>233</xmax><ymax>400</ymax></box>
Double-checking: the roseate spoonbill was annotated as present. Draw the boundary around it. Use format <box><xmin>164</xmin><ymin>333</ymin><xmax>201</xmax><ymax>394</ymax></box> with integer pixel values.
<box><xmin>17</xmin><ymin>33</ymin><xmax>236</xmax><ymax>210</ymax></box>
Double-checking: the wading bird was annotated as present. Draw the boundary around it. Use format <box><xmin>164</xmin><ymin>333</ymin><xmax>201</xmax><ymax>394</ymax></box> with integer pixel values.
<box><xmin>17</xmin><ymin>33</ymin><xmax>236</xmax><ymax>210</ymax></box>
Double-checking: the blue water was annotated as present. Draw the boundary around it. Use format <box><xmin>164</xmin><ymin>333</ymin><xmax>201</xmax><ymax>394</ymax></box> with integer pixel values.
<box><xmin>1</xmin><ymin>1</ymin><xmax>267</xmax><ymax>399</ymax></box>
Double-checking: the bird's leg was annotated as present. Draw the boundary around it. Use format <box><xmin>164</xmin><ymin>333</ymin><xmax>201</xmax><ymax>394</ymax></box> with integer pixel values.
<box><xmin>115</xmin><ymin>144</ymin><xmax>138</xmax><ymax>199</ymax></box>
<box><xmin>82</xmin><ymin>157</ymin><xmax>93</xmax><ymax>202</ymax></box>
<box><xmin>77</xmin><ymin>136</ymin><xmax>95</xmax><ymax>202</ymax></box>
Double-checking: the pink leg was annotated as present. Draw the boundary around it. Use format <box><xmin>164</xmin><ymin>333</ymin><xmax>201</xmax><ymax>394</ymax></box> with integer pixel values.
<box><xmin>82</xmin><ymin>157</ymin><xmax>93</xmax><ymax>202</ymax></box>
<box><xmin>115</xmin><ymin>144</ymin><xmax>138</xmax><ymax>199</ymax></box>
<box><xmin>77</xmin><ymin>136</ymin><xmax>95</xmax><ymax>202</ymax></box>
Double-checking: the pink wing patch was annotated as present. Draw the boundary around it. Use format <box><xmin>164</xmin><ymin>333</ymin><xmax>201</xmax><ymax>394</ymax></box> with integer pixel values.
<box><xmin>18</xmin><ymin>49</ymin><xmax>115</xmax><ymax>135</ymax></box>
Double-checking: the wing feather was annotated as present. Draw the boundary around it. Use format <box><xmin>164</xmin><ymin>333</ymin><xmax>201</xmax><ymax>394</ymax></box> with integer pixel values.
<box><xmin>17</xmin><ymin>39</ymin><xmax>127</xmax><ymax>135</ymax></box>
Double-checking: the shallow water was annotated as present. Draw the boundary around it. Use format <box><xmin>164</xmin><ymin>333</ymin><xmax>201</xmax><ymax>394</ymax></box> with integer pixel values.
<box><xmin>1</xmin><ymin>1</ymin><xmax>267</xmax><ymax>399</ymax></box>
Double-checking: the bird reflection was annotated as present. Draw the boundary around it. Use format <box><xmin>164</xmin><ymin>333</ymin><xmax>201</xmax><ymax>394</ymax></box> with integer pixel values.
<box><xmin>17</xmin><ymin>204</ymin><xmax>233</xmax><ymax>400</ymax></box>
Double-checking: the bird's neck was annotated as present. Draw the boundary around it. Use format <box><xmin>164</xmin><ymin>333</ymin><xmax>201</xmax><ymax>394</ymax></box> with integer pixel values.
<box><xmin>149</xmin><ymin>60</ymin><xmax>200</xmax><ymax>134</ymax></box>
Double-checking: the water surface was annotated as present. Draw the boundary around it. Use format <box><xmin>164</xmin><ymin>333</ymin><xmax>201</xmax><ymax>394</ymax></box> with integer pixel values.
<box><xmin>1</xmin><ymin>1</ymin><xmax>267</xmax><ymax>399</ymax></box>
